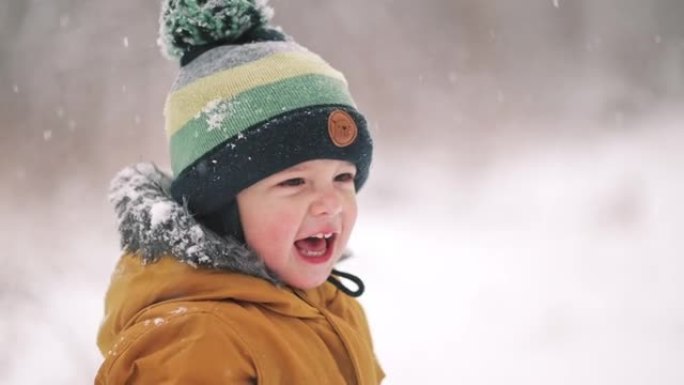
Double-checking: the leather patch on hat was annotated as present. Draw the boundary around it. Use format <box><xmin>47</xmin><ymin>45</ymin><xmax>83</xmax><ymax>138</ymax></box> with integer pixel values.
<box><xmin>328</xmin><ymin>110</ymin><xmax>358</xmax><ymax>148</ymax></box>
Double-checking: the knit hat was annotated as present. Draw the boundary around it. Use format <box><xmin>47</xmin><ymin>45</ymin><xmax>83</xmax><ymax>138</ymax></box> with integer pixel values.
<box><xmin>158</xmin><ymin>0</ymin><xmax>373</xmax><ymax>216</ymax></box>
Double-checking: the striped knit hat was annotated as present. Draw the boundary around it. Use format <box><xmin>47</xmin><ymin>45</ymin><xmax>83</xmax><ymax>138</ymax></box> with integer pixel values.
<box><xmin>158</xmin><ymin>0</ymin><xmax>373</xmax><ymax>216</ymax></box>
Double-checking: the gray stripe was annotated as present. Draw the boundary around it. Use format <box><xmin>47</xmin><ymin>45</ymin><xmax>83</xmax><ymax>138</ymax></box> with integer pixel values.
<box><xmin>171</xmin><ymin>41</ymin><xmax>308</xmax><ymax>91</ymax></box>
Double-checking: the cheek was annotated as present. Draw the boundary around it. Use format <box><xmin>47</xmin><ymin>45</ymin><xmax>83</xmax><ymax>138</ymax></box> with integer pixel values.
<box><xmin>247</xmin><ymin>206</ymin><xmax>301</xmax><ymax>252</ymax></box>
<box><xmin>269</xmin><ymin>211</ymin><xmax>300</xmax><ymax>244</ymax></box>
<box><xmin>341</xmin><ymin>194</ymin><xmax>358</xmax><ymax>237</ymax></box>
<box><xmin>346</xmin><ymin>200</ymin><xmax>358</xmax><ymax>227</ymax></box>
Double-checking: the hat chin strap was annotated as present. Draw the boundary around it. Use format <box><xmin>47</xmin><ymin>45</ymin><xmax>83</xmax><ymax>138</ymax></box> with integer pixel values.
<box><xmin>222</xmin><ymin>200</ymin><xmax>245</xmax><ymax>244</ymax></box>
<box><xmin>192</xmin><ymin>199</ymin><xmax>245</xmax><ymax>244</ymax></box>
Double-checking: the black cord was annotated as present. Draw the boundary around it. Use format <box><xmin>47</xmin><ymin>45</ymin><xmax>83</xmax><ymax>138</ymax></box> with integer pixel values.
<box><xmin>327</xmin><ymin>269</ymin><xmax>365</xmax><ymax>298</ymax></box>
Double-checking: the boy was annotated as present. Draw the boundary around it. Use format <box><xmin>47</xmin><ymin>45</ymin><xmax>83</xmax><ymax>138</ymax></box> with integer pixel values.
<box><xmin>95</xmin><ymin>1</ymin><xmax>384</xmax><ymax>384</ymax></box>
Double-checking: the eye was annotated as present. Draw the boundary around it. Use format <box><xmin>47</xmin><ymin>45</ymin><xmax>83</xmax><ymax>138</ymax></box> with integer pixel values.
<box><xmin>278</xmin><ymin>178</ymin><xmax>305</xmax><ymax>187</ymax></box>
<box><xmin>334</xmin><ymin>172</ymin><xmax>355</xmax><ymax>183</ymax></box>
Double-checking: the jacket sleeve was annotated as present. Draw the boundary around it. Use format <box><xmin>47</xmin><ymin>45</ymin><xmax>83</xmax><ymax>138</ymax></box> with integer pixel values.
<box><xmin>95</xmin><ymin>311</ymin><xmax>257</xmax><ymax>385</ymax></box>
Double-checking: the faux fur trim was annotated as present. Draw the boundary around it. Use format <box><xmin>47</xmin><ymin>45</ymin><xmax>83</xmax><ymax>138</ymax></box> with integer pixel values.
<box><xmin>108</xmin><ymin>162</ymin><xmax>279</xmax><ymax>283</ymax></box>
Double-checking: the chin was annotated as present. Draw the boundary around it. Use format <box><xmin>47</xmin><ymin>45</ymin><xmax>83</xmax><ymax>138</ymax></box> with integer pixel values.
<box><xmin>287</xmin><ymin>270</ymin><xmax>332</xmax><ymax>290</ymax></box>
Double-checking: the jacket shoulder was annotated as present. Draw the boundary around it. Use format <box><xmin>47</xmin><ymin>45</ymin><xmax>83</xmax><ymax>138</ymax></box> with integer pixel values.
<box><xmin>95</xmin><ymin>304</ymin><xmax>257</xmax><ymax>385</ymax></box>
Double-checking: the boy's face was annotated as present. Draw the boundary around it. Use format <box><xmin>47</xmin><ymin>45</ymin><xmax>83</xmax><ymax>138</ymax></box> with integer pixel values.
<box><xmin>236</xmin><ymin>159</ymin><xmax>358</xmax><ymax>289</ymax></box>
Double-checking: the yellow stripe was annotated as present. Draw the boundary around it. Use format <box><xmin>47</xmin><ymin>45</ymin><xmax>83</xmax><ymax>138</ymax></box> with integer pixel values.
<box><xmin>165</xmin><ymin>51</ymin><xmax>348</xmax><ymax>136</ymax></box>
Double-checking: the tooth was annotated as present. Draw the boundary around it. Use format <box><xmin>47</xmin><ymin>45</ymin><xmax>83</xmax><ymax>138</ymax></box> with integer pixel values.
<box><xmin>300</xmin><ymin>249</ymin><xmax>325</xmax><ymax>257</ymax></box>
<box><xmin>324</xmin><ymin>233</ymin><xmax>333</xmax><ymax>239</ymax></box>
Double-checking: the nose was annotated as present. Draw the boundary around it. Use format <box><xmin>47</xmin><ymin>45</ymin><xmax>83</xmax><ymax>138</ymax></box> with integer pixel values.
<box><xmin>309</xmin><ymin>188</ymin><xmax>343</xmax><ymax>217</ymax></box>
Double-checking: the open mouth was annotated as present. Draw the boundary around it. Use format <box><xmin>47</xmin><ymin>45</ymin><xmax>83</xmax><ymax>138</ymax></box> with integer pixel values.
<box><xmin>294</xmin><ymin>232</ymin><xmax>337</xmax><ymax>264</ymax></box>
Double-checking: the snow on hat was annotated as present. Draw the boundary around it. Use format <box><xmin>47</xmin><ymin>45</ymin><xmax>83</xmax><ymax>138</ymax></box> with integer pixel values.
<box><xmin>158</xmin><ymin>0</ymin><xmax>373</xmax><ymax>216</ymax></box>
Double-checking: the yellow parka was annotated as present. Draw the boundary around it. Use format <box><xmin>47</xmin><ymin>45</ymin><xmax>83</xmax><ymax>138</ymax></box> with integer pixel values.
<box><xmin>96</xmin><ymin>164</ymin><xmax>384</xmax><ymax>384</ymax></box>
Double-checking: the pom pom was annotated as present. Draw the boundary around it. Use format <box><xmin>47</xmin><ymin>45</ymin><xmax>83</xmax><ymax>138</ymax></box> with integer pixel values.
<box><xmin>158</xmin><ymin>0</ymin><xmax>274</xmax><ymax>61</ymax></box>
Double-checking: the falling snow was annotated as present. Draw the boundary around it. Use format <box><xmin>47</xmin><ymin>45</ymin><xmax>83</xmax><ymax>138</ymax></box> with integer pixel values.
<box><xmin>5</xmin><ymin>2</ymin><xmax>684</xmax><ymax>385</ymax></box>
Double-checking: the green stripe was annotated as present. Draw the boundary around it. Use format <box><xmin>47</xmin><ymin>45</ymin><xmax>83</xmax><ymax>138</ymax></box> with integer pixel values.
<box><xmin>170</xmin><ymin>74</ymin><xmax>355</xmax><ymax>175</ymax></box>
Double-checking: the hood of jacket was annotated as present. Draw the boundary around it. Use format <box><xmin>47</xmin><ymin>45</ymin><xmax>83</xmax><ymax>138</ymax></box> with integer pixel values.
<box><xmin>98</xmin><ymin>163</ymin><xmax>343</xmax><ymax>354</ymax></box>
<box><xmin>108</xmin><ymin>162</ymin><xmax>277</xmax><ymax>281</ymax></box>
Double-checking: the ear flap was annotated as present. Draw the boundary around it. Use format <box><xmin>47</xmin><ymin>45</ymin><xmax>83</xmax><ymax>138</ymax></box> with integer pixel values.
<box><xmin>222</xmin><ymin>199</ymin><xmax>246</xmax><ymax>244</ymax></box>
<box><xmin>193</xmin><ymin>200</ymin><xmax>245</xmax><ymax>244</ymax></box>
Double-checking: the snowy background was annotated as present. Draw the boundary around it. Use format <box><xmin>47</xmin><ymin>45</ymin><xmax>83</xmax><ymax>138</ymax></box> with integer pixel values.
<box><xmin>1</xmin><ymin>0</ymin><xmax>683</xmax><ymax>384</ymax></box>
